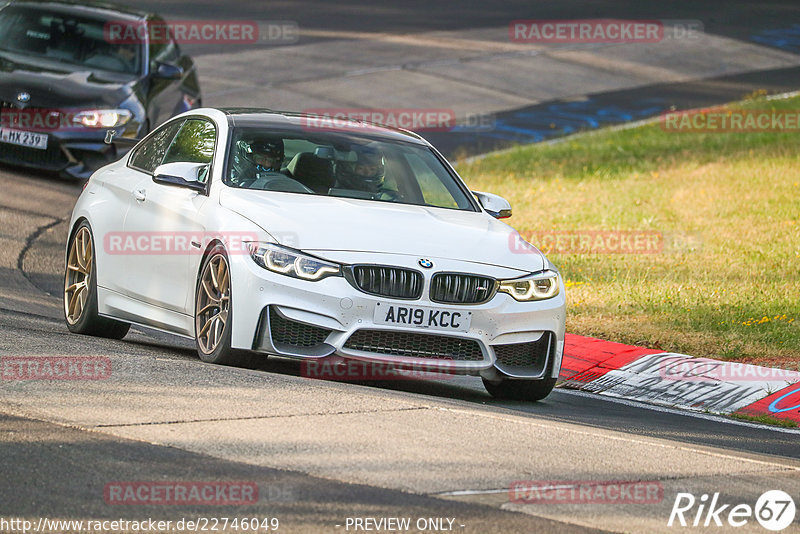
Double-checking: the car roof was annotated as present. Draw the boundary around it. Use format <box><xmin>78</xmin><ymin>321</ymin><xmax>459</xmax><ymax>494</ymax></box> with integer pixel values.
<box><xmin>220</xmin><ymin>108</ymin><xmax>430</xmax><ymax>146</ymax></box>
<box><xmin>6</xmin><ymin>0</ymin><xmax>149</xmax><ymax>22</ymax></box>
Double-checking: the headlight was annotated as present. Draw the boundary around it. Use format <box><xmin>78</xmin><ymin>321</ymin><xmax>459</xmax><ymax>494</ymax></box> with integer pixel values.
<box><xmin>499</xmin><ymin>270</ymin><xmax>560</xmax><ymax>301</ymax></box>
<box><xmin>72</xmin><ymin>109</ymin><xmax>132</xmax><ymax>128</ymax></box>
<box><xmin>246</xmin><ymin>242</ymin><xmax>341</xmax><ymax>281</ymax></box>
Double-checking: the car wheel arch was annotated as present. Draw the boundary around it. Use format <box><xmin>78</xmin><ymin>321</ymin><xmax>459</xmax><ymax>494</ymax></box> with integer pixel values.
<box><xmin>66</xmin><ymin>217</ymin><xmax>91</xmax><ymax>263</ymax></box>
<box><xmin>194</xmin><ymin>239</ymin><xmax>230</xmax><ymax>306</ymax></box>
<box><xmin>197</xmin><ymin>239</ymin><xmax>227</xmax><ymax>276</ymax></box>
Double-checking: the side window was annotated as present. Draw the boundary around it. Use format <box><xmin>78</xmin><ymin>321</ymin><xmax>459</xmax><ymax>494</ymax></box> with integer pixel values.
<box><xmin>152</xmin><ymin>39</ymin><xmax>179</xmax><ymax>64</ymax></box>
<box><xmin>128</xmin><ymin>120</ymin><xmax>184</xmax><ymax>173</ymax></box>
<box><xmin>161</xmin><ymin>119</ymin><xmax>216</xmax><ymax>182</ymax></box>
<box><xmin>148</xmin><ymin>18</ymin><xmax>179</xmax><ymax>64</ymax></box>
<box><xmin>162</xmin><ymin>40</ymin><xmax>180</xmax><ymax>63</ymax></box>
<box><xmin>147</xmin><ymin>18</ymin><xmax>166</xmax><ymax>60</ymax></box>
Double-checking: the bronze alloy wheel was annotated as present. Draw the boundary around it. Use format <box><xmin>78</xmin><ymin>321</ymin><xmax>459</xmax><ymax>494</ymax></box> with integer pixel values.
<box><xmin>196</xmin><ymin>254</ymin><xmax>231</xmax><ymax>354</ymax></box>
<box><xmin>64</xmin><ymin>226</ymin><xmax>93</xmax><ymax>325</ymax></box>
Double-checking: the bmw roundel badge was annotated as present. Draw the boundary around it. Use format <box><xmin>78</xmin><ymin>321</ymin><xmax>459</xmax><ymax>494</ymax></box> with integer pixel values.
<box><xmin>418</xmin><ymin>258</ymin><xmax>433</xmax><ymax>269</ymax></box>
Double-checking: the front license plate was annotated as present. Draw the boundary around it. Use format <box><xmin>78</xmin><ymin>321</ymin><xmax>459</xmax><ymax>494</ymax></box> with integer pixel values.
<box><xmin>373</xmin><ymin>303</ymin><xmax>471</xmax><ymax>333</ymax></box>
<box><xmin>0</xmin><ymin>128</ymin><xmax>48</xmax><ymax>150</ymax></box>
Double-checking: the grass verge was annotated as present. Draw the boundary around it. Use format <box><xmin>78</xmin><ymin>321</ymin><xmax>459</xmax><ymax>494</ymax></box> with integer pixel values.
<box><xmin>458</xmin><ymin>93</ymin><xmax>799</xmax><ymax>367</ymax></box>
<box><xmin>730</xmin><ymin>412</ymin><xmax>798</xmax><ymax>428</ymax></box>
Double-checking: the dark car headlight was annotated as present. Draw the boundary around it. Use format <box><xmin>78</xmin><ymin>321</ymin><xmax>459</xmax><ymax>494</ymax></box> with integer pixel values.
<box><xmin>246</xmin><ymin>242</ymin><xmax>341</xmax><ymax>281</ymax></box>
<box><xmin>72</xmin><ymin>109</ymin><xmax>132</xmax><ymax>128</ymax></box>
<box><xmin>499</xmin><ymin>270</ymin><xmax>561</xmax><ymax>301</ymax></box>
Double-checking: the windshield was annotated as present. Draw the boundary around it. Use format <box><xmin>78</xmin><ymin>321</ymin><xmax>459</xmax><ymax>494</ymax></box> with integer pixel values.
<box><xmin>225</xmin><ymin>127</ymin><xmax>477</xmax><ymax>211</ymax></box>
<box><xmin>0</xmin><ymin>6</ymin><xmax>142</xmax><ymax>75</ymax></box>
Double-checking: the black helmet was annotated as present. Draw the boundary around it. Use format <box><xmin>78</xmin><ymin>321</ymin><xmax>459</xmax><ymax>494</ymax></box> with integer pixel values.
<box><xmin>337</xmin><ymin>143</ymin><xmax>385</xmax><ymax>192</ymax></box>
<box><xmin>237</xmin><ymin>136</ymin><xmax>284</xmax><ymax>172</ymax></box>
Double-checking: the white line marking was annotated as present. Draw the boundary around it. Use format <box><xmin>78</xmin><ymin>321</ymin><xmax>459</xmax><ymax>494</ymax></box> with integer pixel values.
<box><xmin>440</xmin><ymin>488</ymin><xmax>508</xmax><ymax>496</ymax></box>
<box><xmin>440</xmin><ymin>482</ymin><xmax>643</xmax><ymax>497</ymax></box>
<box><xmin>557</xmin><ymin>388</ymin><xmax>800</xmax><ymax>435</ymax></box>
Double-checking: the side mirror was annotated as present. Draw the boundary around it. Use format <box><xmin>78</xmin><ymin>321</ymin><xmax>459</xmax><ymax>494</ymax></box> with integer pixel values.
<box><xmin>154</xmin><ymin>62</ymin><xmax>183</xmax><ymax>79</ymax></box>
<box><xmin>104</xmin><ymin>129</ymin><xmax>141</xmax><ymax>146</ymax></box>
<box><xmin>473</xmin><ymin>191</ymin><xmax>512</xmax><ymax>219</ymax></box>
<box><xmin>153</xmin><ymin>162</ymin><xmax>207</xmax><ymax>192</ymax></box>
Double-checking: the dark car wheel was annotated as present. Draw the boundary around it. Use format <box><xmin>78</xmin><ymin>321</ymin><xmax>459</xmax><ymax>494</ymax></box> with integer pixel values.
<box><xmin>482</xmin><ymin>374</ymin><xmax>557</xmax><ymax>401</ymax></box>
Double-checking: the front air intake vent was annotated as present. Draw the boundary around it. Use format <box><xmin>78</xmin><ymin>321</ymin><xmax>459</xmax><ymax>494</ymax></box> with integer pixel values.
<box><xmin>492</xmin><ymin>332</ymin><xmax>552</xmax><ymax>375</ymax></box>
<box><xmin>344</xmin><ymin>329</ymin><xmax>484</xmax><ymax>361</ymax></box>
<box><xmin>269</xmin><ymin>308</ymin><xmax>332</xmax><ymax>347</ymax></box>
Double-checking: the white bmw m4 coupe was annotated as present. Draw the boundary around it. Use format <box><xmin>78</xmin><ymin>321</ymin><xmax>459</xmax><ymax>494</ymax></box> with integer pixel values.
<box><xmin>64</xmin><ymin>108</ymin><xmax>566</xmax><ymax>400</ymax></box>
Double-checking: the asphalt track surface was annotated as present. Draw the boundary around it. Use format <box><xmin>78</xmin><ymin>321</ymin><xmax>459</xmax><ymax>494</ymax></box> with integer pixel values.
<box><xmin>131</xmin><ymin>0</ymin><xmax>800</xmax><ymax>157</ymax></box>
<box><xmin>1</xmin><ymin>1</ymin><xmax>800</xmax><ymax>533</ymax></box>
<box><xmin>127</xmin><ymin>0</ymin><xmax>800</xmax><ymax>47</ymax></box>
<box><xmin>2</xmin><ymin>152</ymin><xmax>799</xmax><ymax>534</ymax></box>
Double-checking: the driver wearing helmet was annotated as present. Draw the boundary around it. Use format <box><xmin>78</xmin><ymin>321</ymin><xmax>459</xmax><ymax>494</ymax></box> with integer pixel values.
<box><xmin>335</xmin><ymin>144</ymin><xmax>400</xmax><ymax>201</ymax></box>
<box><xmin>230</xmin><ymin>136</ymin><xmax>285</xmax><ymax>186</ymax></box>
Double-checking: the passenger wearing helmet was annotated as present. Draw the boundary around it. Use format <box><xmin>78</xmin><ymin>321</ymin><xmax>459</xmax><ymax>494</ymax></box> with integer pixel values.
<box><xmin>335</xmin><ymin>144</ymin><xmax>400</xmax><ymax>201</ymax></box>
<box><xmin>230</xmin><ymin>136</ymin><xmax>286</xmax><ymax>186</ymax></box>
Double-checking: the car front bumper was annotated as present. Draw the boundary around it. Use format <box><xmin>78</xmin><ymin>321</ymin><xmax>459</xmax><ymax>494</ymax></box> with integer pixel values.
<box><xmin>0</xmin><ymin>126</ymin><xmax>135</xmax><ymax>179</ymax></box>
<box><xmin>228</xmin><ymin>252</ymin><xmax>566</xmax><ymax>381</ymax></box>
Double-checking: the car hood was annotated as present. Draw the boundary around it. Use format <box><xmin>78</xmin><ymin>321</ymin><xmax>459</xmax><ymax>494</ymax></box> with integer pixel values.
<box><xmin>0</xmin><ymin>51</ymin><xmax>135</xmax><ymax>108</ymax></box>
<box><xmin>219</xmin><ymin>189</ymin><xmax>546</xmax><ymax>273</ymax></box>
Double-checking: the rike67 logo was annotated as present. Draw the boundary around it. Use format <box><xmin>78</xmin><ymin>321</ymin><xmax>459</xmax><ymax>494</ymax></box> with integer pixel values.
<box><xmin>668</xmin><ymin>490</ymin><xmax>796</xmax><ymax>531</ymax></box>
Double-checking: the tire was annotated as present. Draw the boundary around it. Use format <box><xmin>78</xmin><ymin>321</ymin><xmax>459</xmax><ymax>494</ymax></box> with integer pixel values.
<box><xmin>482</xmin><ymin>374</ymin><xmax>557</xmax><ymax>401</ymax></box>
<box><xmin>64</xmin><ymin>222</ymin><xmax>130</xmax><ymax>339</ymax></box>
<box><xmin>194</xmin><ymin>247</ymin><xmax>259</xmax><ymax>369</ymax></box>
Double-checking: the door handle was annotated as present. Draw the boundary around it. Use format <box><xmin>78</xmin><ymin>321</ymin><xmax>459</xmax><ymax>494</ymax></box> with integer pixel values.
<box><xmin>133</xmin><ymin>189</ymin><xmax>146</xmax><ymax>202</ymax></box>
